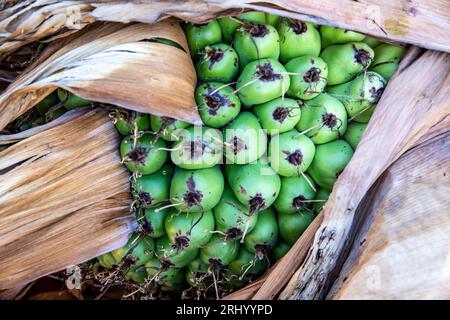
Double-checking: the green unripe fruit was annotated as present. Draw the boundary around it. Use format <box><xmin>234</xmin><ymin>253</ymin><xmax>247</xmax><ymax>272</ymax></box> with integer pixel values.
<box><xmin>273</xmin><ymin>174</ymin><xmax>317</xmax><ymax>214</ymax></box>
<box><xmin>327</xmin><ymin>71</ymin><xmax>386</xmax><ymax>122</ymax></box>
<box><xmin>213</xmin><ymin>185</ymin><xmax>258</xmax><ymax>240</ymax></box>
<box><xmin>145</xmin><ymin>256</ymin><xmax>184</xmax><ymax>291</ymax></box>
<box><xmin>170</xmin><ymin>126</ymin><xmax>223</xmax><ymax>169</ymax></box>
<box><xmin>265</xmin><ymin>13</ymin><xmax>280</xmax><ymax>26</ymax></box>
<box><xmin>296</xmin><ymin>93</ymin><xmax>347</xmax><ymax>144</ymax></box>
<box><xmin>57</xmin><ymin>88</ymin><xmax>90</xmax><ymax>110</ymax></box>
<box><xmin>344</xmin><ymin>122</ymin><xmax>367</xmax><ymax>149</ymax></box>
<box><xmin>185</xmin><ymin>257</ymin><xmax>210</xmax><ymax>288</ymax></box>
<box><xmin>369</xmin><ymin>43</ymin><xmax>407</xmax><ymax>80</ymax></box>
<box><xmin>199</xmin><ymin>234</ymin><xmax>239</xmax><ymax>267</ymax></box>
<box><xmin>277</xmin><ymin>19</ymin><xmax>321</xmax><ymax>64</ymax></box>
<box><xmin>155</xmin><ymin>235</ymin><xmax>198</xmax><ymax>268</ymax></box>
<box><xmin>31</xmin><ymin>116</ymin><xmax>45</xmax><ymax>128</ymax></box>
<box><xmin>362</xmin><ymin>36</ymin><xmax>382</xmax><ymax>48</ymax></box>
<box><xmin>269</xmin><ymin>130</ymin><xmax>316</xmax><ymax>176</ymax></box>
<box><xmin>113</xmin><ymin>109</ymin><xmax>150</xmax><ymax>136</ymax></box>
<box><xmin>150</xmin><ymin>115</ymin><xmax>190</xmax><ymax>142</ymax></box>
<box><xmin>195</xmin><ymin>82</ymin><xmax>241</xmax><ymax>128</ymax></box>
<box><xmin>320</xmin><ymin>26</ymin><xmax>365</xmax><ymax>48</ymax></box>
<box><xmin>243</xmin><ymin>207</ymin><xmax>278</xmax><ymax>253</ymax></box>
<box><xmin>307</xmin><ymin>140</ymin><xmax>354</xmax><ymax>191</ymax></box>
<box><xmin>253</xmin><ymin>97</ymin><xmax>301</xmax><ymax>135</ymax></box>
<box><xmin>111</xmin><ymin>232</ymin><xmax>155</xmax><ymax>266</ymax></box>
<box><xmin>165</xmin><ymin>210</ymin><xmax>215</xmax><ymax>249</ymax></box>
<box><xmin>45</xmin><ymin>107</ymin><xmax>67</xmax><ymax>121</ymax></box>
<box><xmin>313</xmin><ymin>188</ymin><xmax>330</xmax><ymax>213</ymax></box>
<box><xmin>223</xmin><ymin>112</ymin><xmax>267</xmax><ymax>164</ymax></box>
<box><xmin>125</xmin><ymin>265</ymin><xmax>147</xmax><ymax>283</ymax></box>
<box><xmin>285</xmin><ymin>55</ymin><xmax>328</xmax><ymax>100</ymax></box>
<box><xmin>278</xmin><ymin>211</ymin><xmax>315</xmax><ymax>245</ymax></box>
<box><xmin>139</xmin><ymin>207</ymin><xmax>169</xmax><ymax>238</ymax></box>
<box><xmin>97</xmin><ymin>252</ymin><xmax>117</xmax><ymax>269</ymax></box>
<box><xmin>185</xmin><ymin>21</ymin><xmax>222</xmax><ymax>59</ymax></box>
<box><xmin>120</xmin><ymin>133</ymin><xmax>168</xmax><ymax>175</ymax></box>
<box><xmin>234</xmin><ymin>23</ymin><xmax>280</xmax><ymax>68</ymax></box>
<box><xmin>236</xmin><ymin>59</ymin><xmax>290</xmax><ymax>107</ymax></box>
<box><xmin>218</xmin><ymin>12</ymin><xmax>266</xmax><ymax>43</ymax></box>
<box><xmin>272</xmin><ymin>241</ymin><xmax>291</xmax><ymax>260</ymax></box>
<box><xmin>320</xmin><ymin>42</ymin><xmax>374</xmax><ymax>85</ymax></box>
<box><xmin>35</xmin><ymin>92</ymin><xmax>59</xmax><ymax>116</ymax></box>
<box><xmin>229</xmin><ymin>247</ymin><xmax>268</xmax><ymax>280</ymax></box>
<box><xmin>196</xmin><ymin>44</ymin><xmax>239</xmax><ymax>83</ymax></box>
<box><xmin>132</xmin><ymin>163</ymin><xmax>173</xmax><ymax>208</ymax></box>
<box><xmin>226</xmin><ymin>158</ymin><xmax>281</xmax><ymax>214</ymax></box>
<box><xmin>169</xmin><ymin>166</ymin><xmax>224</xmax><ymax>212</ymax></box>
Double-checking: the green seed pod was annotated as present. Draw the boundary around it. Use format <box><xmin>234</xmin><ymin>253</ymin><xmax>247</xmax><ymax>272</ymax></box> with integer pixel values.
<box><xmin>278</xmin><ymin>211</ymin><xmax>315</xmax><ymax>245</ymax></box>
<box><xmin>185</xmin><ymin>257</ymin><xmax>210</xmax><ymax>288</ymax></box>
<box><xmin>269</xmin><ymin>130</ymin><xmax>316</xmax><ymax>176</ymax></box>
<box><xmin>226</xmin><ymin>158</ymin><xmax>281</xmax><ymax>214</ymax></box>
<box><xmin>35</xmin><ymin>92</ymin><xmax>59</xmax><ymax>116</ymax></box>
<box><xmin>132</xmin><ymin>163</ymin><xmax>173</xmax><ymax>208</ymax></box>
<box><xmin>139</xmin><ymin>207</ymin><xmax>169</xmax><ymax>238</ymax></box>
<box><xmin>169</xmin><ymin>166</ymin><xmax>224</xmax><ymax>212</ymax></box>
<box><xmin>113</xmin><ymin>109</ymin><xmax>150</xmax><ymax>136</ymax></box>
<box><xmin>362</xmin><ymin>36</ymin><xmax>382</xmax><ymax>48</ymax></box>
<box><xmin>320</xmin><ymin>26</ymin><xmax>366</xmax><ymax>48</ymax></box>
<box><xmin>243</xmin><ymin>207</ymin><xmax>278</xmax><ymax>254</ymax></box>
<box><xmin>195</xmin><ymin>82</ymin><xmax>241</xmax><ymax>128</ymax></box>
<box><xmin>165</xmin><ymin>210</ymin><xmax>215</xmax><ymax>250</ymax></box>
<box><xmin>111</xmin><ymin>232</ymin><xmax>155</xmax><ymax>266</ymax></box>
<box><xmin>196</xmin><ymin>44</ymin><xmax>239</xmax><ymax>83</ymax></box>
<box><xmin>272</xmin><ymin>240</ymin><xmax>291</xmax><ymax>261</ymax></box>
<box><xmin>199</xmin><ymin>234</ymin><xmax>239</xmax><ymax>267</ymax></box>
<box><xmin>327</xmin><ymin>71</ymin><xmax>386</xmax><ymax>122</ymax></box>
<box><xmin>285</xmin><ymin>55</ymin><xmax>328</xmax><ymax>100</ymax></box>
<box><xmin>312</xmin><ymin>188</ymin><xmax>330</xmax><ymax>213</ymax></box>
<box><xmin>236</xmin><ymin>59</ymin><xmax>290</xmax><ymax>107</ymax></box>
<box><xmin>273</xmin><ymin>174</ymin><xmax>317</xmax><ymax>214</ymax></box>
<box><xmin>45</xmin><ymin>107</ymin><xmax>67</xmax><ymax>121</ymax></box>
<box><xmin>185</xmin><ymin>21</ymin><xmax>223</xmax><ymax>59</ymax></box>
<box><xmin>31</xmin><ymin>116</ymin><xmax>45</xmax><ymax>128</ymax></box>
<box><xmin>234</xmin><ymin>23</ymin><xmax>280</xmax><ymax>69</ymax></box>
<box><xmin>145</xmin><ymin>256</ymin><xmax>184</xmax><ymax>291</ymax></box>
<box><xmin>120</xmin><ymin>133</ymin><xmax>168</xmax><ymax>175</ymax></box>
<box><xmin>307</xmin><ymin>140</ymin><xmax>354</xmax><ymax>191</ymax></box>
<box><xmin>223</xmin><ymin>112</ymin><xmax>267</xmax><ymax>164</ymax></box>
<box><xmin>97</xmin><ymin>252</ymin><xmax>117</xmax><ymax>269</ymax></box>
<box><xmin>296</xmin><ymin>93</ymin><xmax>347</xmax><ymax>144</ymax></box>
<box><xmin>155</xmin><ymin>235</ymin><xmax>198</xmax><ymax>268</ymax></box>
<box><xmin>253</xmin><ymin>97</ymin><xmax>301</xmax><ymax>135</ymax></box>
<box><xmin>150</xmin><ymin>115</ymin><xmax>190</xmax><ymax>142</ymax></box>
<box><xmin>265</xmin><ymin>13</ymin><xmax>280</xmax><ymax>27</ymax></box>
<box><xmin>213</xmin><ymin>185</ymin><xmax>258</xmax><ymax>240</ymax></box>
<box><xmin>229</xmin><ymin>247</ymin><xmax>268</xmax><ymax>280</ymax></box>
<box><xmin>218</xmin><ymin>12</ymin><xmax>267</xmax><ymax>43</ymax></box>
<box><xmin>125</xmin><ymin>265</ymin><xmax>148</xmax><ymax>283</ymax></box>
<box><xmin>369</xmin><ymin>43</ymin><xmax>407</xmax><ymax>81</ymax></box>
<box><xmin>57</xmin><ymin>88</ymin><xmax>90</xmax><ymax>110</ymax></box>
<box><xmin>320</xmin><ymin>42</ymin><xmax>374</xmax><ymax>85</ymax></box>
<box><xmin>170</xmin><ymin>126</ymin><xmax>223</xmax><ymax>170</ymax></box>
<box><xmin>277</xmin><ymin>19</ymin><xmax>321</xmax><ymax>64</ymax></box>
<box><xmin>344</xmin><ymin>122</ymin><xmax>367</xmax><ymax>150</ymax></box>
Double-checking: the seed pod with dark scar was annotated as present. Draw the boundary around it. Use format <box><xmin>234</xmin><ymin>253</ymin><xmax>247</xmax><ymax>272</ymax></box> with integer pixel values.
<box><xmin>285</xmin><ymin>55</ymin><xmax>328</xmax><ymax>100</ymax></box>
<box><xmin>278</xmin><ymin>211</ymin><xmax>315</xmax><ymax>245</ymax></box>
<box><xmin>170</xmin><ymin>126</ymin><xmax>223</xmax><ymax>170</ymax></box>
<box><xmin>169</xmin><ymin>166</ymin><xmax>224</xmax><ymax>212</ymax></box>
<box><xmin>243</xmin><ymin>207</ymin><xmax>278</xmax><ymax>254</ymax></box>
<box><xmin>344</xmin><ymin>122</ymin><xmax>367</xmax><ymax>149</ymax></box>
<box><xmin>155</xmin><ymin>235</ymin><xmax>198</xmax><ymax>268</ymax></box>
<box><xmin>185</xmin><ymin>257</ymin><xmax>211</xmax><ymax>288</ymax></box>
<box><xmin>223</xmin><ymin>112</ymin><xmax>267</xmax><ymax>164</ymax></box>
<box><xmin>110</xmin><ymin>232</ymin><xmax>155</xmax><ymax>267</ymax></box>
<box><xmin>213</xmin><ymin>185</ymin><xmax>259</xmax><ymax>241</ymax></box>
<box><xmin>253</xmin><ymin>97</ymin><xmax>301</xmax><ymax>135</ymax></box>
<box><xmin>327</xmin><ymin>71</ymin><xmax>386</xmax><ymax>123</ymax></box>
<box><xmin>319</xmin><ymin>26</ymin><xmax>366</xmax><ymax>48</ymax></box>
<box><xmin>150</xmin><ymin>115</ymin><xmax>190</xmax><ymax>142</ymax></box>
<box><xmin>273</xmin><ymin>174</ymin><xmax>317</xmax><ymax>214</ymax></box>
<box><xmin>320</xmin><ymin>42</ymin><xmax>374</xmax><ymax>85</ymax></box>
<box><xmin>369</xmin><ymin>43</ymin><xmax>407</xmax><ymax>81</ymax></box>
<box><xmin>145</xmin><ymin>255</ymin><xmax>185</xmax><ymax>291</ymax></box>
<box><xmin>132</xmin><ymin>163</ymin><xmax>173</xmax><ymax>208</ymax></box>
<box><xmin>296</xmin><ymin>93</ymin><xmax>347</xmax><ymax>144</ymax></box>
<box><xmin>196</xmin><ymin>43</ymin><xmax>239</xmax><ymax>83</ymax></box>
<box><xmin>113</xmin><ymin>109</ymin><xmax>150</xmax><ymax>136</ymax></box>
<box><xmin>225</xmin><ymin>158</ymin><xmax>281</xmax><ymax>214</ymax></box>
<box><xmin>277</xmin><ymin>19</ymin><xmax>321</xmax><ymax>63</ymax></box>
<box><xmin>138</xmin><ymin>206</ymin><xmax>169</xmax><ymax>238</ymax></box>
<box><xmin>269</xmin><ymin>129</ymin><xmax>316</xmax><ymax>176</ymax></box>
<box><xmin>218</xmin><ymin>12</ymin><xmax>267</xmax><ymax>43</ymax></box>
<box><xmin>195</xmin><ymin>82</ymin><xmax>241</xmax><ymax>128</ymax></box>
<box><xmin>234</xmin><ymin>23</ymin><xmax>280</xmax><ymax>68</ymax></box>
<box><xmin>199</xmin><ymin>234</ymin><xmax>240</xmax><ymax>268</ymax></box>
<box><xmin>184</xmin><ymin>21</ymin><xmax>223</xmax><ymax>59</ymax></box>
<box><xmin>307</xmin><ymin>139</ymin><xmax>354</xmax><ymax>191</ymax></box>
<box><xmin>120</xmin><ymin>133</ymin><xmax>168</xmax><ymax>175</ymax></box>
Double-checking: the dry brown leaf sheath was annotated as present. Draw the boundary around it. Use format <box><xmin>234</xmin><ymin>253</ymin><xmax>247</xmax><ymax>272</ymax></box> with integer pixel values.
<box><xmin>0</xmin><ymin>20</ymin><xmax>199</xmax><ymax>131</ymax></box>
<box><xmin>0</xmin><ymin>108</ymin><xmax>135</xmax><ymax>289</ymax></box>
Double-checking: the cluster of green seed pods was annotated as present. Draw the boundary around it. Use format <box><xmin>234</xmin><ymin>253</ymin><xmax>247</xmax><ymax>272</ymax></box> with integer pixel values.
<box><xmin>89</xmin><ymin>12</ymin><xmax>406</xmax><ymax>298</ymax></box>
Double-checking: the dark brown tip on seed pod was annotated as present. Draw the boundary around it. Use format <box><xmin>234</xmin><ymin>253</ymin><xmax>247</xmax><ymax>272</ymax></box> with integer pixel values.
<box><xmin>249</xmin><ymin>194</ymin><xmax>265</xmax><ymax>214</ymax></box>
<box><xmin>161</xmin><ymin>258</ymin><xmax>175</xmax><ymax>271</ymax></box>
<box><xmin>354</xmin><ymin>47</ymin><xmax>371</xmax><ymax>67</ymax></box>
<box><xmin>257</xmin><ymin>63</ymin><xmax>281</xmax><ymax>82</ymax></box>
<box><xmin>208</xmin><ymin>258</ymin><xmax>223</xmax><ymax>270</ymax></box>
<box><xmin>284</xmin><ymin>149</ymin><xmax>303</xmax><ymax>167</ymax></box>
<box><xmin>289</xmin><ymin>20</ymin><xmax>308</xmax><ymax>34</ymax></box>
<box><xmin>303</xmin><ymin>67</ymin><xmax>321</xmax><ymax>83</ymax></box>
<box><xmin>141</xmin><ymin>220</ymin><xmax>154</xmax><ymax>235</ymax></box>
<box><xmin>138</xmin><ymin>191</ymin><xmax>153</xmax><ymax>206</ymax></box>
<box><xmin>322</xmin><ymin>113</ymin><xmax>337</xmax><ymax>128</ymax></box>
<box><xmin>118</xmin><ymin>109</ymin><xmax>137</xmax><ymax>124</ymax></box>
<box><xmin>255</xmin><ymin>244</ymin><xmax>270</xmax><ymax>259</ymax></box>
<box><xmin>225</xmin><ymin>227</ymin><xmax>243</xmax><ymax>241</ymax></box>
<box><xmin>205</xmin><ymin>47</ymin><xmax>224</xmax><ymax>64</ymax></box>
<box><xmin>370</xmin><ymin>86</ymin><xmax>384</xmax><ymax>102</ymax></box>
<box><xmin>272</xmin><ymin>106</ymin><xmax>289</xmax><ymax>123</ymax></box>
<box><xmin>292</xmin><ymin>195</ymin><xmax>307</xmax><ymax>210</ymax></box>
<box><xmin>127</xmin><ymin>146</ymin><xmax>149</xmax><ymax>165</ymax></box>
<box><xmin>183</xmin><ymin>176</ymin><xmax>203</xmax><ymax>207</ymax></box>
<box><xmin>244</xmin><ymin>23</ymin><xmax>268</xmax><ymax>37</ymax></box>
<box><xmin>172</xmin><ymin>233</ymin><xmax>190</xmax><ymax>252</ymax></box>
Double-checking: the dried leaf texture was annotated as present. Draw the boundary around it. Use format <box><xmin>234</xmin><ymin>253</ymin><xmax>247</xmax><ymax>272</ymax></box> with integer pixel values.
<box><xmin>0</xmin><ymin>108</ymin><xmax>135</xmax><ymax>289</ymax></box>
<box><xmin>0</xmin><ymin>20</ymin><xmax>199</xmax><ymax>131</ymax></box>
<box><xmin>0</xmin><ymin>0</ymin><xmax>449</xmax><ymax>57</ymax></box>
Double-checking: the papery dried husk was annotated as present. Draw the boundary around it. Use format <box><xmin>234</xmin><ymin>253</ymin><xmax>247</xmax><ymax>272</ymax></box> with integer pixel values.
<box><xmin>0</xmin><ymin>19</ymin><xmax>199</xmax><ymax>131</ymax></box>
<box><xmin>0</xmin><ymin>108</ymin><xmax>135</xmax><ymax>289</ymax></box>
